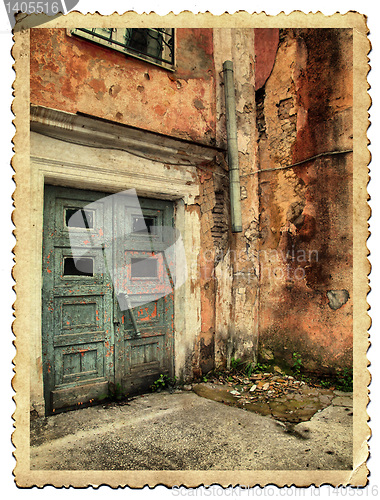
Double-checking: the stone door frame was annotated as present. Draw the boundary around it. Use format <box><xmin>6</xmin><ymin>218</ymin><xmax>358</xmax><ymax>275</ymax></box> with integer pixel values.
<box><xmin>29</xmin><ymin>105</ymin><xmax>217</xmax><ymax>415</ymax></box>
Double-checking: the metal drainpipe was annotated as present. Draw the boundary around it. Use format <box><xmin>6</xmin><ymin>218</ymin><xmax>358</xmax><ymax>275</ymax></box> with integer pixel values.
<box><xmin>223</xmin><ymin>60</ymin><xmax>242</xmax><ymax>233</ymax></box>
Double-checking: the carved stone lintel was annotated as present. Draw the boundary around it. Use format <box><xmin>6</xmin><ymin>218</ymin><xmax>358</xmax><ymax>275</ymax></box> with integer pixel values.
<box><xmin>30</xmin><ymin>105</ymin><xmax>222</xmax><ymax>167</ymax></box>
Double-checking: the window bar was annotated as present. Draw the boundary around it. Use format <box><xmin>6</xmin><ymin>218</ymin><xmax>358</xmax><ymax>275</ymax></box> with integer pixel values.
<box><xmin>73</xmin><ymin>28</ymin><xmax>174</xmax><ymax>66</ymax></box>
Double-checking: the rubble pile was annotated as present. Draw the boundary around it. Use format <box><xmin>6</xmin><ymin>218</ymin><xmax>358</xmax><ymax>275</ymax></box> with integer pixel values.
<box><xmin>213</xmin><ymin>372</ymin><xmax>308</xmax><ymax>404</ymax></box>
<box><xmin>192</xmin><ymin>369</ymin><xmax>341</xmax><ymax>423</ymax></box>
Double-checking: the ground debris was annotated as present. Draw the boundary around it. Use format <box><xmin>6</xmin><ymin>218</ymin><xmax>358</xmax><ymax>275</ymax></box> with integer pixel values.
<box><xmin>193</xmin><ymin>369</ymin><xmax>344</xmax><ymax>423</ymax></box>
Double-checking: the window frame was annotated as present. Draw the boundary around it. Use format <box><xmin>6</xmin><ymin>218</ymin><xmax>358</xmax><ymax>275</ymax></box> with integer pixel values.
<box><xmin>69</xmin><ymin>28</ymin><xmax>175</xmax><ymax>71</ymax></box>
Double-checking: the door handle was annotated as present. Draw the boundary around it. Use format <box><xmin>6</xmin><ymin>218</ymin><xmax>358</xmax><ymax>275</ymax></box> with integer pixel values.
<box><xmin>117</xmin><ymin>292</ymin><xmax>141</xmax><ymax>337</ymax></box>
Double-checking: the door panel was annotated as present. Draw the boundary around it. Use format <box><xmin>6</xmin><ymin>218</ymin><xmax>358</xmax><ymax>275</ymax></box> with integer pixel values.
<box><xmin>42</xmin><ymin>185</ymin><xmax>175</xmax><ymax>414</ymax></box>
<box><xmin>42</xmin><ymin>186</ymin><xmax>114</xmax><ymax>414</ymax></box>
<box><xmin>113</xmin><ymin>195</ymin><xmax>174</xmax><ymax>394</ymax></box>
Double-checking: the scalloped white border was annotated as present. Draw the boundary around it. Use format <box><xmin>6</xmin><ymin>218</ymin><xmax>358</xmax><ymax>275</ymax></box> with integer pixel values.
<box><xmin>7</xmin><ymin>2</ymin><xmax>375</xmax><ymax>494</ymax></box>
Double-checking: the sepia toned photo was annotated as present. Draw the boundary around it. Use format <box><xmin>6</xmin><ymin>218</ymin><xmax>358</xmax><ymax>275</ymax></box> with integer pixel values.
<box><xmin>11</xmin><ymin>10</ymin><xmax>370</xmax><ymax>488</ymax></box>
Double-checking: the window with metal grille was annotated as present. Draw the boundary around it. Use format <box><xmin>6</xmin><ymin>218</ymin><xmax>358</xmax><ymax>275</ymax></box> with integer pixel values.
<box><xmin>70</xmin><ymin>28</ymin><xmax>175</xmax><ymax>70</ymax></box>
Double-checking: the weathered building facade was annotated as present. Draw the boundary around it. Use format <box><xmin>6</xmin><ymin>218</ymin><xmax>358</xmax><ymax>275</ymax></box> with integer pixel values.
<box><xmin>29</xmin><ymin>26</ymin><xmax>353</xmax><ymax>415</ymax></box>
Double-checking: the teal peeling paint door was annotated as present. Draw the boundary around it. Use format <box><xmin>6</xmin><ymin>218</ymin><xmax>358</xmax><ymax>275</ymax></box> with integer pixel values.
<box><xmin>42</xmin><ymin>185</ymin><xmax>174</xmax><ymax>415</ymax></box>
<box><xmin>112</xmin><ymin>196</ymin><xmax>175</xmax><ymax>396</ymax></box>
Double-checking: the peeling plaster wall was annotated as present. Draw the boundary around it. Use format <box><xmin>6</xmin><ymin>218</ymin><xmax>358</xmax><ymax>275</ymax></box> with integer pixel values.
<box><xmin>192</xmin><ymin>158</ymin><xmax>231</xmax><ymax>376</ymax></box>
<box><xmin>30</xmin><ymin>27</ymin><xmax>231</xmax><ymax>384</ymax></box>
<box><xmin>30</xmin><ymin>26</ymin><xmax>352</xmax><ymax>388</ymax></box>
<box><xmin>212</xmin><ymin>29</ymin><xmax>259</xmax><ymax>369</ymax></box>
<box><xmin>256</xmin><ymin>29</ymin><xmax>353</xmax><ymax>373</ymax></box>
<box><xmin>30</xmin><ymin>28</ymin><xmax>216</xmax><ymax>146</ymax></box>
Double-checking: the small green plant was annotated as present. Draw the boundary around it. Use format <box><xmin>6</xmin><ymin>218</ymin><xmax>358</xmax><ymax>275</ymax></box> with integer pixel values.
<box><xmin>230</xmin><ymin>357</ymin><xmax>242</xmax><ymax>370</ymax></box>
<box><xmin>336</xmin><ymin>367</ymin><xmax>353</xmax><ymax>392</ymax></box>
<box><xmin>227</xmin><ymin>375</ymin><xmax>233</xmax><ymax>382</ymax></box>
<box><xmin>312</xmin><ymin>368</ymin><xmax>353</xmax><ymax>392</ymax></box>
<box><xmin>292</xmin><ymin>352</ymin><xmax>303</xmax><ymax>375</ymax></box>
<box><xmin>151</xmin><ymin>374</ymin><xmax>166</xmax><ymax>392</ymax></box>
<box><xmin>202</xmin><ymin>376</ymin><xmax>208</xmax><ymax>383</ymax></box>
<box><xmin>109</xmin><ymin>382</ymin><xmax>125</xmax><ymax>400</ymax></box>
<box><xmin>151</xmin><ymin>374</ymin><xmax>177</xmax><ymax>392</ymax></box>
<box><xmin>320</xmin><ymin>379</ymin><xmax>332</xmax><ymax>388</ymax></box>
<box><xmin>254</xmin><ymin>362</ymin><xmax>270</xmax><ymax>373</ymax></box>
<box><xmin>244</xmin><ymin>361</ymin><xmax>255</xmax><ymax>378</ymax></box>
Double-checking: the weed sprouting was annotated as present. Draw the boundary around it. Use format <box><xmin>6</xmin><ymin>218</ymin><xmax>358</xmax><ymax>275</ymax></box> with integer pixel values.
<box><xmin>151</xmin><ymin>374</ymin><xmax>177</xmax><ymax>392</ymax></box>
<box><xmin>245</xmin><ymin>361</ymin><xmax>255</xmax><ymax>377</ymax></box>
<box><xmin>254</xmin><ymin>361</ymin><xmax>271</xmax><ymax>373</ymax></box>
<box><xmin>335</xmin><ymin>367</ymin><xmax>353</xmax><ymax>392</ymax></box>
<box><xmin>230</xmin><ymin>357</ymin><xmax>243</xmax><ymax>370</ymax></box>
<box><xmin>292</xmin><ymin>352</ymin><xmax>303</xmax><ymax>376</ymax></box>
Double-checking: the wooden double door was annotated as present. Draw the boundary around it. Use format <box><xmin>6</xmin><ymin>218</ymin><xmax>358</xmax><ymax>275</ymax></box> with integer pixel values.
<box><xmin>42</xmin><ymin>185</ymin><xmax>175</xmax><ymax>414</ymax></box>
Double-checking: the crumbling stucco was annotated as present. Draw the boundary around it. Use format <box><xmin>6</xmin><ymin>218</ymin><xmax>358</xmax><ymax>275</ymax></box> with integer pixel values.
<box><xmin>257</xmin><ymin>29</ymin><xmax>353</xmax><ymax>372</ymax></box>
<box><xmin>29</xmin><ymin>27</ymin><xmax>354</xmax><ymax>413</ymax></box>
<box><xmin>213</xmin><ymin>28</ymin><xmax>260</xmax><ymax>369</ymax></box>
<box><xmin>30</xmin><ymin>28</ymin><xmax>217</xmax><ymax>146</ymax></box>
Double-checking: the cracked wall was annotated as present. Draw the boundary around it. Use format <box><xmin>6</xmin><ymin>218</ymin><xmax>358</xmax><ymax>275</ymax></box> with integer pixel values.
<box><xmin>30</xmin><ymin>26</ymin><xmax>353</xmax><ymax>388</ymax></box>
<box><xmin>190</xmin><ymin>160</ymin><xmax>231</xmax><ymax>378</ymax></box>
<box><xmin>213</xmin><ymin>29</ymin><xmax>260</xmax><ymax>369</ymax></box>
<box><xmin>30</xmin><ymin>27</ymin><xmax>233</xmax><ymax>382</ymax></box>
<box><xmin>30</xmin><ymin>28</ymin><xmax>217</xmax><ymax>147</ymax></box>
<box><xmin>256</xmin><ymin>29</ymin><xmax>353</xmax><ymax>373</ymax></box>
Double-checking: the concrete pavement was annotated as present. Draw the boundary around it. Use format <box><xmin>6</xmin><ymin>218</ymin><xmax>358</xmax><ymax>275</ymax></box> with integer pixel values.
<box><xmin>30</xmin><ymin>389</ymin><xmax>353</xmax><ymax>470</ymax></box>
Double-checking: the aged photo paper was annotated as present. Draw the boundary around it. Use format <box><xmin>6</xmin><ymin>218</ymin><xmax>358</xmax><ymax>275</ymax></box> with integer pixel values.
<box><xmin>11</xmin><ymin>10</ymin><xmax>370</xmax><ymax>488</ymax></box>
